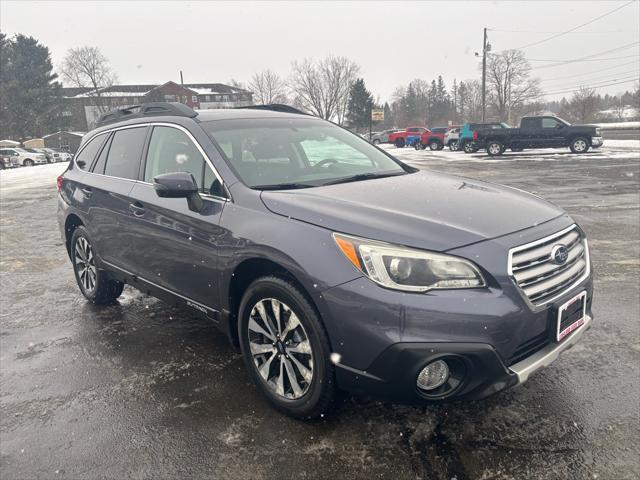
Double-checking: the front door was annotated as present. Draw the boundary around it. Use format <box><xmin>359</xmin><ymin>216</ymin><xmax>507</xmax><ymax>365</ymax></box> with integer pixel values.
<box><xmin>126</xmin><ymin>125</ymin><xmax>228</xmax><ymax>311</ymax></box>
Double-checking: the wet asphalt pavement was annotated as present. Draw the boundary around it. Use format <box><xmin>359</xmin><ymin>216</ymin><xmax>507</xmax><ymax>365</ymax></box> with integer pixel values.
<box><xmin>1</xmin><ymin>142</ymin><xmax>639</xmax><ymax>480</ymax></box>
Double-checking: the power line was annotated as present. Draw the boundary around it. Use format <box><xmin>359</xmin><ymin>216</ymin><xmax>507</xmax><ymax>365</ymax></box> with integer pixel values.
<box><xmin>538</xmin><ymin>60</ymin><xmax>640</xmax><ymax>82</ymax></box>
<box><xmin>544</xmin><ymin>77</ymin><xmax>639</xmax><ymax>96</ymax></box>
<box><xmin>542</xmin><ymin>70</ymin><xmax>640</xmax><ymax>89</ymax></box>
<box><xmin>526</xmin><ymin>42</ymin><xmax>639</xmax><ymax>70</ymax></box>
<box><xmin>514</xmin><ymin>0</ymin><xmax>636</xmax><ymax>50</ymax></box>
<box><xmin>490</xmin><ymin>29</ymin><xmax>635</xmax><ymax>34</ymax></box>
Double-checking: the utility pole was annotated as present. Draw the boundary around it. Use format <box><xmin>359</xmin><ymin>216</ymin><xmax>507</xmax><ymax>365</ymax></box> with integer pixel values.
<box><xmin>180</xmin><ymin>70</ymin><xmax>184</xmax><ymax>86</ymax></box>
<box><xmin>481</xmin><ymin>27</ymin><xmax>487</xmax><ymax>122</ymax></box>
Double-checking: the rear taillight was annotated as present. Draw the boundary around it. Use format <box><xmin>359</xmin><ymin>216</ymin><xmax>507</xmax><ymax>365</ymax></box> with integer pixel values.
<box><xmin>57</xmin><ymin>175</ymin><xmax>64</xmax><ymax>192</ymax></box>
<box><xmin>473</xmin><ymin>131</ymin><xmax>478</xmax><ymax>140</ymax></box>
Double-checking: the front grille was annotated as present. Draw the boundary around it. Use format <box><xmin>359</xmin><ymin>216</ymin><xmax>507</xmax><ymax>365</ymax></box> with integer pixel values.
<box><xmin>507</xmin><ymin>330</ymin><xmax>550</xmax><ymax>366</ymax></box>
<box><xmin>509</xmin><ymin>225</ymin><xmax>589</xmax><ymax>306</ymax></box>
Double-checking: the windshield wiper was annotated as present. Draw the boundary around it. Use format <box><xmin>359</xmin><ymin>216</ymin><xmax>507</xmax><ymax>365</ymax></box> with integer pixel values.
<box><xmin>321</xmin><ymin>171</ymin><xmax>406</xmax><ymax>186</ymax></box>
<box><xmin>252</xmin><ymin>182</ymin><xmax>316</xmax><ymax>191</ymax></box>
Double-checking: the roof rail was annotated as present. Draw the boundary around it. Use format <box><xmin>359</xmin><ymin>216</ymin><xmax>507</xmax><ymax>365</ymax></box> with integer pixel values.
<box><xmin>236</xmin><ymin>104</ymin><xmax>310</xmax><ymax>116</ymax></box>
<box><xmin>95</xmin><ymin>102</ymin><xmax>198</xmax><ymax>128</ymax></box>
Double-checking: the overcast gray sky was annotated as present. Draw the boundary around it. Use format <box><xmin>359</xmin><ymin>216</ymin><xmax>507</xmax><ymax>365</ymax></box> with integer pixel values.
<box><xmin>2</xmin><ymin>0</ymin><xmax>639</xmax><ymax>101</ymax></box>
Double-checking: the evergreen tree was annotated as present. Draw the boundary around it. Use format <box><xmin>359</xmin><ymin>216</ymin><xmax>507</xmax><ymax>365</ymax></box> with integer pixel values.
<box><xmin>346</xmin><ymin>78</ymin><xmax>373</xmax><ymax>131</ymax></box>
<box><xmin>383</xmin><ymin>102</ymin><xmax>392</xmax><ymax>128</ymax></box>
<box><xmin>0</xmin><ymin>34</ymin><xmax>62</xmax><ymax>140</ymax></box>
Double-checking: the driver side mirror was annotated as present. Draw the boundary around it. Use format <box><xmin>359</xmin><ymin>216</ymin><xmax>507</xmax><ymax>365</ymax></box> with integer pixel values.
<box><xmin>153</xmin><ymin>171</ymin><xmax>203</xmax><ymax>212</ymax></box>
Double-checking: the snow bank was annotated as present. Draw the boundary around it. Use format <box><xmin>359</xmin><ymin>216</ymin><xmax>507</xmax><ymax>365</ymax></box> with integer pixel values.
<box><xmin>0</xmin><ymin>163</ymin><xmax>67</xmax><ymax>195</ymax></box>
<box><xmin>595</xmin><ymin>121</ymin><xmax>640</xmax><ymax>130</ymax></box>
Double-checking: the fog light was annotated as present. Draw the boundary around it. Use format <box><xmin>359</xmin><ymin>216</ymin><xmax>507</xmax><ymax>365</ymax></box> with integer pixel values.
<box><xmin>417</xmin><ymin>360</ymin><xmax>449</xmax><ymax>391</ymax></box>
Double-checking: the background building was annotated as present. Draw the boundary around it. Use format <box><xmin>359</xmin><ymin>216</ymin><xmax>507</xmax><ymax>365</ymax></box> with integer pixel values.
<box><xmin>43</xmin><ymin>131</ymin><xmax>85</xmax><ymax>152</ymax></box>
<box><xmin>61</xmin><ymin>81</ymin><xmax>253</xmax><ymax>131</ymax></box>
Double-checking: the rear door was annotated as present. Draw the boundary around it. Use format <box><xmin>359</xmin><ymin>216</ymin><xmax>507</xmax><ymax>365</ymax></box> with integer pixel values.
<box><xmin>126</xmin><ymin>124</ymin><xmax>227</xmax><ymax>309</ymax></box>
<box><xmin>519</xmin><ymin>117</ymin><xmax>542</xmax><ymax>148</ymax></box>
<box><xmin>82</xmin><ymin>125</ymin><xmax>149</xmax><ymax>269</ymax></box>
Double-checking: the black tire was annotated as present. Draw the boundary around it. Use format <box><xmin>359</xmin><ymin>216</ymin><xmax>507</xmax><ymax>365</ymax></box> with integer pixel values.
<box><xmin>23</xmin><ymin>159</ymin><xmax>34</xmax><ymax>167</ymax></box>
<box><xmin>238</xmin><ymin>276</ymin><xmax>336</xmax><ymax>419</ymax></box>
<box><xmin>372</xmin><ymin>139</ymin><xmax>380</xmax><ymax>145</ymax></box>
<box><xmin>487</xmin><ymin>141</ymin><xmax>505</xmax><ymax>156</ymax></box>
<box><xmin>395</xmin><ymin>138</ymin><xmax>405</xmax><ymax>148</ymax></box>
<box><xmin>414</xmin><ymin>142</ymin><xmax>425</xmax><ymax>150</ymax></box>
<box><xmin>462</xmin><ymin>141</ymin><xmax>475</xmax><ymax>154</ymax></box>
<box><xmin>429</xmin><ymin>140</ymin><xmax>441</xmax><ymax>151</ymax></box>
<box><xmin>570</xmin><ymin>137</ymin><xmax>590</xmax><ymax>154</ymax></box>
<box><xmin>71</xmin><ymin>226</ymin><xmax>124</xmax><ymax>305</ymax></box>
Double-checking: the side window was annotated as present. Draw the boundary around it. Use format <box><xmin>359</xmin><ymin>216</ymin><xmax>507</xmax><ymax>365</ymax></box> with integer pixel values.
<box><xmin>91</xmin><ymin>135</ymin><xmax>111</xmax><ymax>174</ymax></box>
<box><xmin>104</xmin><ymin>127</ymin><xmax>147</xmax><ymax>180</ymax></box>
<box><xmin>542</xmin><ymin>118</ymin><xmax>560</xmax><ymax>129</ymax></box>
<box><xmin>75</xmin><ymin>134</ymin><xmax>106</xmax><ymax>170</ymax></box>
<box><xmin>144</xmin><ymin>126</ymin><xmax>205</xmax><ymax>188</ymax></box>
<box><xmin>203</xmin><ymin>164</ymin><xmax>225</xmax><ymax>197</ymax></box>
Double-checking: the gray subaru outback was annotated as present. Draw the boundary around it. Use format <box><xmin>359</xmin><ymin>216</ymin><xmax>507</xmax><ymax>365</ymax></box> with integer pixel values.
<box><xmin>57</xmin><ymin>103</ymin><xmax>593</xmax><ymax>418</ymax></box>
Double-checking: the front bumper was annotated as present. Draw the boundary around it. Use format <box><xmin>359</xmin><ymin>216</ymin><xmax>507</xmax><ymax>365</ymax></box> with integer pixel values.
<box><xmin>334</xmin><ymin>314</ymin><xmax>592</xmax><ymax>403</ymax></box>
<box><xmin>591</xmin><ymin>136</ymin><xmax>604</xmax><ymax>147</ymax></box>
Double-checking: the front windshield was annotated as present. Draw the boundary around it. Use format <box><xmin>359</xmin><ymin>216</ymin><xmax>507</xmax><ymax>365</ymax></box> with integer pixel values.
<box><xmin>201</xmin><ymin>118</ymin><xmax>409</xmax><ymax>189</ymax></box>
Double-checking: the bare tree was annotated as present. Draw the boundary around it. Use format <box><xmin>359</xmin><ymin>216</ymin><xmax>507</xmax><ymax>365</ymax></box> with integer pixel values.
<box><xmin>562</xmin><ymin>87</ymin><xmax>600</xmax><ymax>123</ymax></box>
<box><xmin>289</xmin><ymin>56</ymin><xmax>360</xmax><ymax>124</ymax></box>
<box><xmin>248</xmin><ymin>70</ymin><xmax>288</xmax><ymax>105</ymax></box>
<box><xmin>60</xmin><ymin>46</ymin><xmax>117</xmax><ymax>113</ymax></box>
<box><xmin>613</xmin><ymin>98</ymin><xmax>626</xmax><ymax>121</ymax></box>
<box><xmin>486</xmin><ymin>49</ymin><xmax>541</xmax><ymax>124</ymax></box>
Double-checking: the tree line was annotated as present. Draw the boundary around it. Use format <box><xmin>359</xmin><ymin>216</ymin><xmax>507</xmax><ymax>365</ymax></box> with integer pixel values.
<box><xmin>1</xmin><ymin>32</ymin><xmax>639</xmax><ymax>141</ymax></box>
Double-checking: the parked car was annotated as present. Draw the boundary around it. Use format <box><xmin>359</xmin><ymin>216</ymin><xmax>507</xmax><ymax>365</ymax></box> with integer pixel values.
<box><xmin>416</xmin><ymin>127</ymin><xmax>457</xmax><ymax>151</ymax></box>
<box><xmin>370</xmin><ymin>129</ymin><xmax>401</xmax><ymax>145</ymax></box>
<box><xmin>388</xmin><ymin>127</ymin><xmax>429</xmax><ymax>147</ymax></box>
<box><xmin>58</xmin><ymin>102</ymin><xmax>593</xmax><ymax>419</ymax></box>
<box><xmin>0</xmin><ymin>147</ymin><xmax>47</xmax><ymax>166</ymax></box>
<box><xmin>0</xmin><ymin>151</ymin><xmax>20</xmax><ymax>169</ymax></box>
<box><xmin>459</xmin><ymin>122</ymin><xmax>511</xmax><ymax>153</ymax></box>
<box><xmin>444</xmin><ymin>127</ymin><xmax>461</xmax><ymax>150</ymax></box>
<box><xmin>43</xmin><ymin>148</ymin><xmax>73</xmax><ymax>163</ymax></box>
<box><xmin>475</xmin><ymin>116</ymin><xmax>603</xmax><ymax>156</ymax></box>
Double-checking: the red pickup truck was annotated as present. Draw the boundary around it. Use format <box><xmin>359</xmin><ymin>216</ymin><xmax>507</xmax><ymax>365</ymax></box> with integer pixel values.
<box><xmin>388</xmin><ymin>127</ymin><xmax>429</xmax><ymax>147</ymax></box>
<box><xmin>416</xmin><ymin>126</ymin><xmax>460</xmax><ymax>151</ymax></box>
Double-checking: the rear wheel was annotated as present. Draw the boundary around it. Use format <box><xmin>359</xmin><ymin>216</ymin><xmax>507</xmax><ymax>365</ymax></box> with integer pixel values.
<box><xmin>372</xmin><ymin>139</ymin><xmax>380</xmax><ymax>145</ymax></box>
<box><xmin>449</xmin><ymin>141</ymin><xmax>459</xmax><ymax>151</ymax></box>
<box><xmin>394</xmin><ymin>138</ymin><xmax>405</xmax><ymax>148</ymax></box>
<box><xmin>429</xmin><ymin>140</ymin><xmax>441</xmax><ymax>151</ymax></box>
<box><xmin>71</xmin><ymin>226</ymin><xmax>124</xmax><ymax>304</ymax></box>
<box><xmin>239</xmin><ymin>276</ymin><xmax>336</xmax><ymax>419</ymax></box>
<box><xmin>462</xmin><ymin>141</ymin><xmax>475</xmax><ymax>154</ymax></box>
<box><xmin>487</xmin><ymin>142</ymin><xmax>505</xmax><ymax>156</ymax></box>
<box><xmin>23</xmin><ymin>159</ymin><xmax>34</xmax><ymax>167</ymax></box>
<box><xmin>570</xmin><ymin>137</ymin><xmax>590</xmax><ymax>154</ymax></box>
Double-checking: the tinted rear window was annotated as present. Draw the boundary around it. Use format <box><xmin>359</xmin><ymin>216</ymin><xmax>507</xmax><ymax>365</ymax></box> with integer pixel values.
<box><xmin>75</xmin><ymin>134</ymin><xmax>106</xmax><ymax>170</ymax></box>
<box><xmin>103</xmin><ymin>127</ymin><xmax>147</xmax><ymax>180</ymax></box>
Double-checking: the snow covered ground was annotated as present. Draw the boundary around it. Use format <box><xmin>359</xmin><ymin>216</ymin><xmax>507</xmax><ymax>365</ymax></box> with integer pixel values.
<box><xmin>0</xmin><ymin>162</ymin><xmax>67</xmax><ymax>195</ymax></box>
<box><xmin>381</xmin><ymin>139</ymin><xmax>640</xmax><ymax>167</ymax></box>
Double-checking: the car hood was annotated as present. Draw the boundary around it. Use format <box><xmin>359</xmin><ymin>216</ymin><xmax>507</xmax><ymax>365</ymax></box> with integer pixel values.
<box><xmin>260</xmin><ymin>171</ymin><xmax>565</xmax><ymax>251</ymax></box>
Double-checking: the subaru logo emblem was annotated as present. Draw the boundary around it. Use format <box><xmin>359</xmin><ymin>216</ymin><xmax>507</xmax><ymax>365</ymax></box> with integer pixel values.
<box><xmin>551</xmin><ymin>244</ymin><xmax>569</xmax><ymax>265</ymax></box>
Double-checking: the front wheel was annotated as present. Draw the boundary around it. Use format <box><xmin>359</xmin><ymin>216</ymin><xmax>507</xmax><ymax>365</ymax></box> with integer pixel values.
<box><xmin>23</xmin><ymin>159</ymin><xmax>34</xmax><ymax>167</ymax></box>
<box><xmin>372</xmin><ymin>139</ymin><xmax>380</xmax><ymax>145</ymax></box>
<box><xmin>487</xmin><ymin>142</ymin><xmax>505</xmax><ymax>156</ymax></box>
<box><xmin>71</xmin><ymin>226</ymin><xmax>124</xmax><ymax>304</ymax></box>
<box><xmin>570</xmin><ymin>137</ymin><xmax>590</xmax><ymax>154</ymax></box>
<box><xmin>239</xmin><ymin>276</ymin><xmax>336</xmax><ymax>419</ymax></box>
<box><xmin>449</xmin><ymin>141</ymin><xmax>459</xmax><ymax>151</ymax></box>
<box><xmin>429</xmin><ymin>140</ymin><xmax>440</xmax><ymax>151</ymax></box>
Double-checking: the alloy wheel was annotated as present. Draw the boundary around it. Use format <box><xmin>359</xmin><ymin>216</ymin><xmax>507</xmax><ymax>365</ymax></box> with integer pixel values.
<box><xmin>573</xmin><ymin>139</ymin><xmax>587</xmax><ymax>152</ymax></box>
<box><xmin>489</xmin><ymin>143</ymin><xmax>502</xmax><ymax>155</ymax></box>
<box><xmin>247</xmin><ymin>298</ymin><xmax>314</xmax><ymax>400</ymax></box>
<box><xmin>74</xmin><ymin>237</ymin><xmax>97</xmax><ymax>293</ymax></box>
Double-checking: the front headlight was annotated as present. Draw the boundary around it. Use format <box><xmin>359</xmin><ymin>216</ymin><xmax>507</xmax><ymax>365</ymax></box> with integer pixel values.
<box><xmin>595</xmin><ymin>128</ymin><xmax>601</xmax><ymax>136</ymax></box>
<box><xmin>333</xmin><ymin>233</ymin><xmax>486</xmax><ymax>292</ymax></box>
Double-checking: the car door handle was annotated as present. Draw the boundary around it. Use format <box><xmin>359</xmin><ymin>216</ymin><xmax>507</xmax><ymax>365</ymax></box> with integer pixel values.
<box><xmin>81</xmin><ymin>187</ymin><xmax>92</xmax><ymax>198</ymax></box>
<box><xmin>129</xmin><ymin>202</ymin><xmax>146</xmax><ymax>217</ymax></box>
